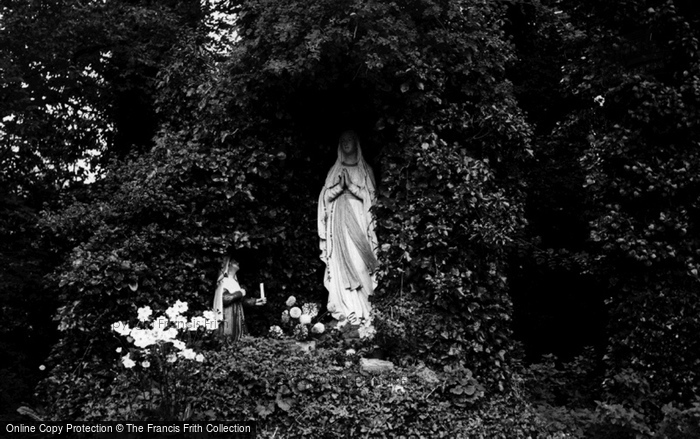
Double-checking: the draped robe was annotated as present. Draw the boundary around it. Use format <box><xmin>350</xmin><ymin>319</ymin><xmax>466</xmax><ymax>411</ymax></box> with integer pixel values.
<box><xmin>213</xmin><ymin>276</ymin><xmax>254</xmax><ymax>341</ymax></box>
<box><xmin>318</xmin><ymin>144</ymin><xmax>379</xmax><ymax>322</ymax></box>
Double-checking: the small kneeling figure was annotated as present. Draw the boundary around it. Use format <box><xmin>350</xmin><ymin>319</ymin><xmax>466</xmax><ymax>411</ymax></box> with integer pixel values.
<box><xmin>213</xmin><ymin>256</ymin><xmax>266</xmax><ymax>342</ymax></box>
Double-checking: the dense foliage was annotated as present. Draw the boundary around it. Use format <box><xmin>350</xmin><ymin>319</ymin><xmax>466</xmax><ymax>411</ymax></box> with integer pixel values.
<box><xmin>376</xmin><ymin>132</ymin><xmax>526</xmax><ymax>387</ymax></box>
<box><xmin>0</xmin><ymin>0</ymin><xmax>201</xmax><ymax>418</ymax></box>
<box><xmin>1</xmin><ymin>0</ymin><xmax>699</xmax><ymax>435</ymax></box>
<box><xmin>556</xmin><ymin>0</ymin><xmax>700</xmax><ymax>421</ymax></box>
<box><xmin>32</xmin><ymin>0</ymin><xmax>531</xmax><ymax>408</ymax></box>
<box><xmin>53</xmin><ymin>336</ymin><xmax>557</xmax><ymax>438</ymax></box>
<box><xmin>507</xmin><ymin>0</ymin><xmax>700</xmax><ymax>434</ymax></box>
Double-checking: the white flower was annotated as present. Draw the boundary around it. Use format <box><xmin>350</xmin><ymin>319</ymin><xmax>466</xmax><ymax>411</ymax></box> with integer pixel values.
<box><xmin>165</xmin><ymin>305</ymin><xmax>181</xmax><ymax>321</ymax></box>
<box><xmin>161</xmin><ymin>327</ymin><xmax>178</xmax><ymax>341</ymax></box>
<box><xmin>195</xmin><ymin>353</ymin><xmax>205</xmax><ymax>362</ymax></box>
<box><xmin>115</xmin><ymin>347</ymin><xmax>122</xmax><ymax>353</ymax></box>
<box><xmin>311</xmin><ymin>322</ymin><xmax>325</xmax><ymax>334</ymax></box>
<box><xmin>326</xmin><ymin>302</ymin><xmax>337</xmax><ymax>313</ymax></box>
<box><xmin>299</xmin><ymin>314</ymin><xmax>312</xmax><ymax>325</ymax></box>
<box><xmin>358</xmin><ymin>323</ymin><xmax>376</xmax><ymax>340</ymax></box>
<box><xmin>179</xmin><ymin>348</ymin><xmax>196</xmax><ymax>360</ymax></box>
<box><xmin>130</xmin><ymin>328</ymin><xmax>156</xmax><ymax>348</ymax></box>
<box><xmin>292</xmin><ymin>323</ymin><xmax>308</xmax><ymax>341</ymax></box>
<box><xmin>345</xmin><ymin>349</ymin><xmax>356</xmax><ymax>356</ymax></box>
<box><xmin>39</xmin><ymin>365</ymin><xmax>46</xmax><ymax>371</ymax></box>
<box><xmin>166</xmin><ymin>354</ymin><xmax>177</xmax><ymax>363</ymax></box>
<box><xmin>141</xmin><ymin>360</ymin><xmax>151</xmax><ymax>368</ymax></box>
<box><xmin>202</xmin><ymin>310</ymin><xmax>218</xmax><ymax>326</ymax></box>
<box><xmin>268</xmin><ymin>325</ymin><xmax>284</xmax><ymax>338</ymax></box>
<box><xmin>112</xmin><ymin>322</ymin><xmax>131</xmax><ymax>336</ymax></box>
<box><xmin>137</xmin><ymin>306</ymin><xmax>152</xmax><ymax>322</ymax></box>
<box><xmin>302</xmin><ymin>303</ymin><xmax>320</xmax><ymax>318</ymax></box>
<box><xmin>164</xmin><ymin>300</ymin><xmax>188</xmax><ymax>321</ymax></box>
<box><xmin>285</xmin><ymin>296</ymin><xmax>297</xmax><ymax>307</ymax></box>
<box><xmin>122</xmin><ymin>354</ymin><xmax>136</xmax><ymax>369</ymax></box>
<box><xmin>289</xmin><ymin>307</ymin><xmax>302</xmax><ymax>319</ymax></box>
<box><xmin>171</xmin><ymin>340</ymin><xmax>186</xmax><ymax>351</ymax></box>
<box><xmin>174</xmin><ymin>300</ymin><xmax>188</xmax><ymax>313</ymax></box>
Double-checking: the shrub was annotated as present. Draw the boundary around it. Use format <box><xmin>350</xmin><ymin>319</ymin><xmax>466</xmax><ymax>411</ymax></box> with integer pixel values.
<box><xmin>376</xmin><ymin>130</ymin><xmax>526</xmax><ymax>389</ymax></box>
<box><xmin>655</xmin><ymin>400</ymin><xmax>700</xmax><ymax>439</ymax></box>
<box><xmin>56</xmin><ymin>336</ymin><xmax>567</xmax><ymax>437</ymax></box>
<box><xmin>521</xmin><ymin>349</ymin><xmax>700</xmax><ymax>439</ymax></box>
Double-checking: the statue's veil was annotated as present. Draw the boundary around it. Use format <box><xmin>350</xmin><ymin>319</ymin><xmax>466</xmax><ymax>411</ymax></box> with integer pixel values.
<box><xmin>213</xmin><ymin>256</ymin><xmax>231</xmax><ymax>318</ymax></box>
<box><xmin>323</xmin><ymin>130</ymin><xmax>376</xmax><ymax>191</ymax></box>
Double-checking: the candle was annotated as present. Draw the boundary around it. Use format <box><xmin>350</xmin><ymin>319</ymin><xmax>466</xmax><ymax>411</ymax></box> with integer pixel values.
<box><xmin>260</xmin><ymin>283</ymin><xmax>265</xmax><ymax>299</ymax></box>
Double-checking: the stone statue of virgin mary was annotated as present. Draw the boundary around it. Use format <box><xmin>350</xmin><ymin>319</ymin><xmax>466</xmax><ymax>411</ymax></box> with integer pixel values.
<box><xmin>317</xmin><ymin>130</ymin><xmax>379</xmax><ymax>323</ymax></box>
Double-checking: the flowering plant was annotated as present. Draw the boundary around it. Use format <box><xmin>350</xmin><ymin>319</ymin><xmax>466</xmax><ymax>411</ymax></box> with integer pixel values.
<box><xmin>356</xmin><ymin>317</ymin><xmax>376</xmax><ymax>340</ymax></box>
<box><xmin>111</xmin><ymin>300</ymin><xmax>221</xmax><ymax>419</ymax></box>
<box><xmin>328</xmin><ymin>312</ymin><xmax>376</xmax><ymax>344</ymax></box>
<box><xmin>268</xmin><ymin>296</ymin><xmax>329</xmax><ymax>341</ymax></box>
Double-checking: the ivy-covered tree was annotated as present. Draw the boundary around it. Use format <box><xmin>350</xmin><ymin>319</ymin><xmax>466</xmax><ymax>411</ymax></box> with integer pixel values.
<box><xmin>1</xmin><ymin>0</ymin><xmax>202</xmax><ymax>190</ymax></box>
<box><xmin>0</xmin><ymin>0</ymin><xmax>203</xmax><ymax>418</ymax></box>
